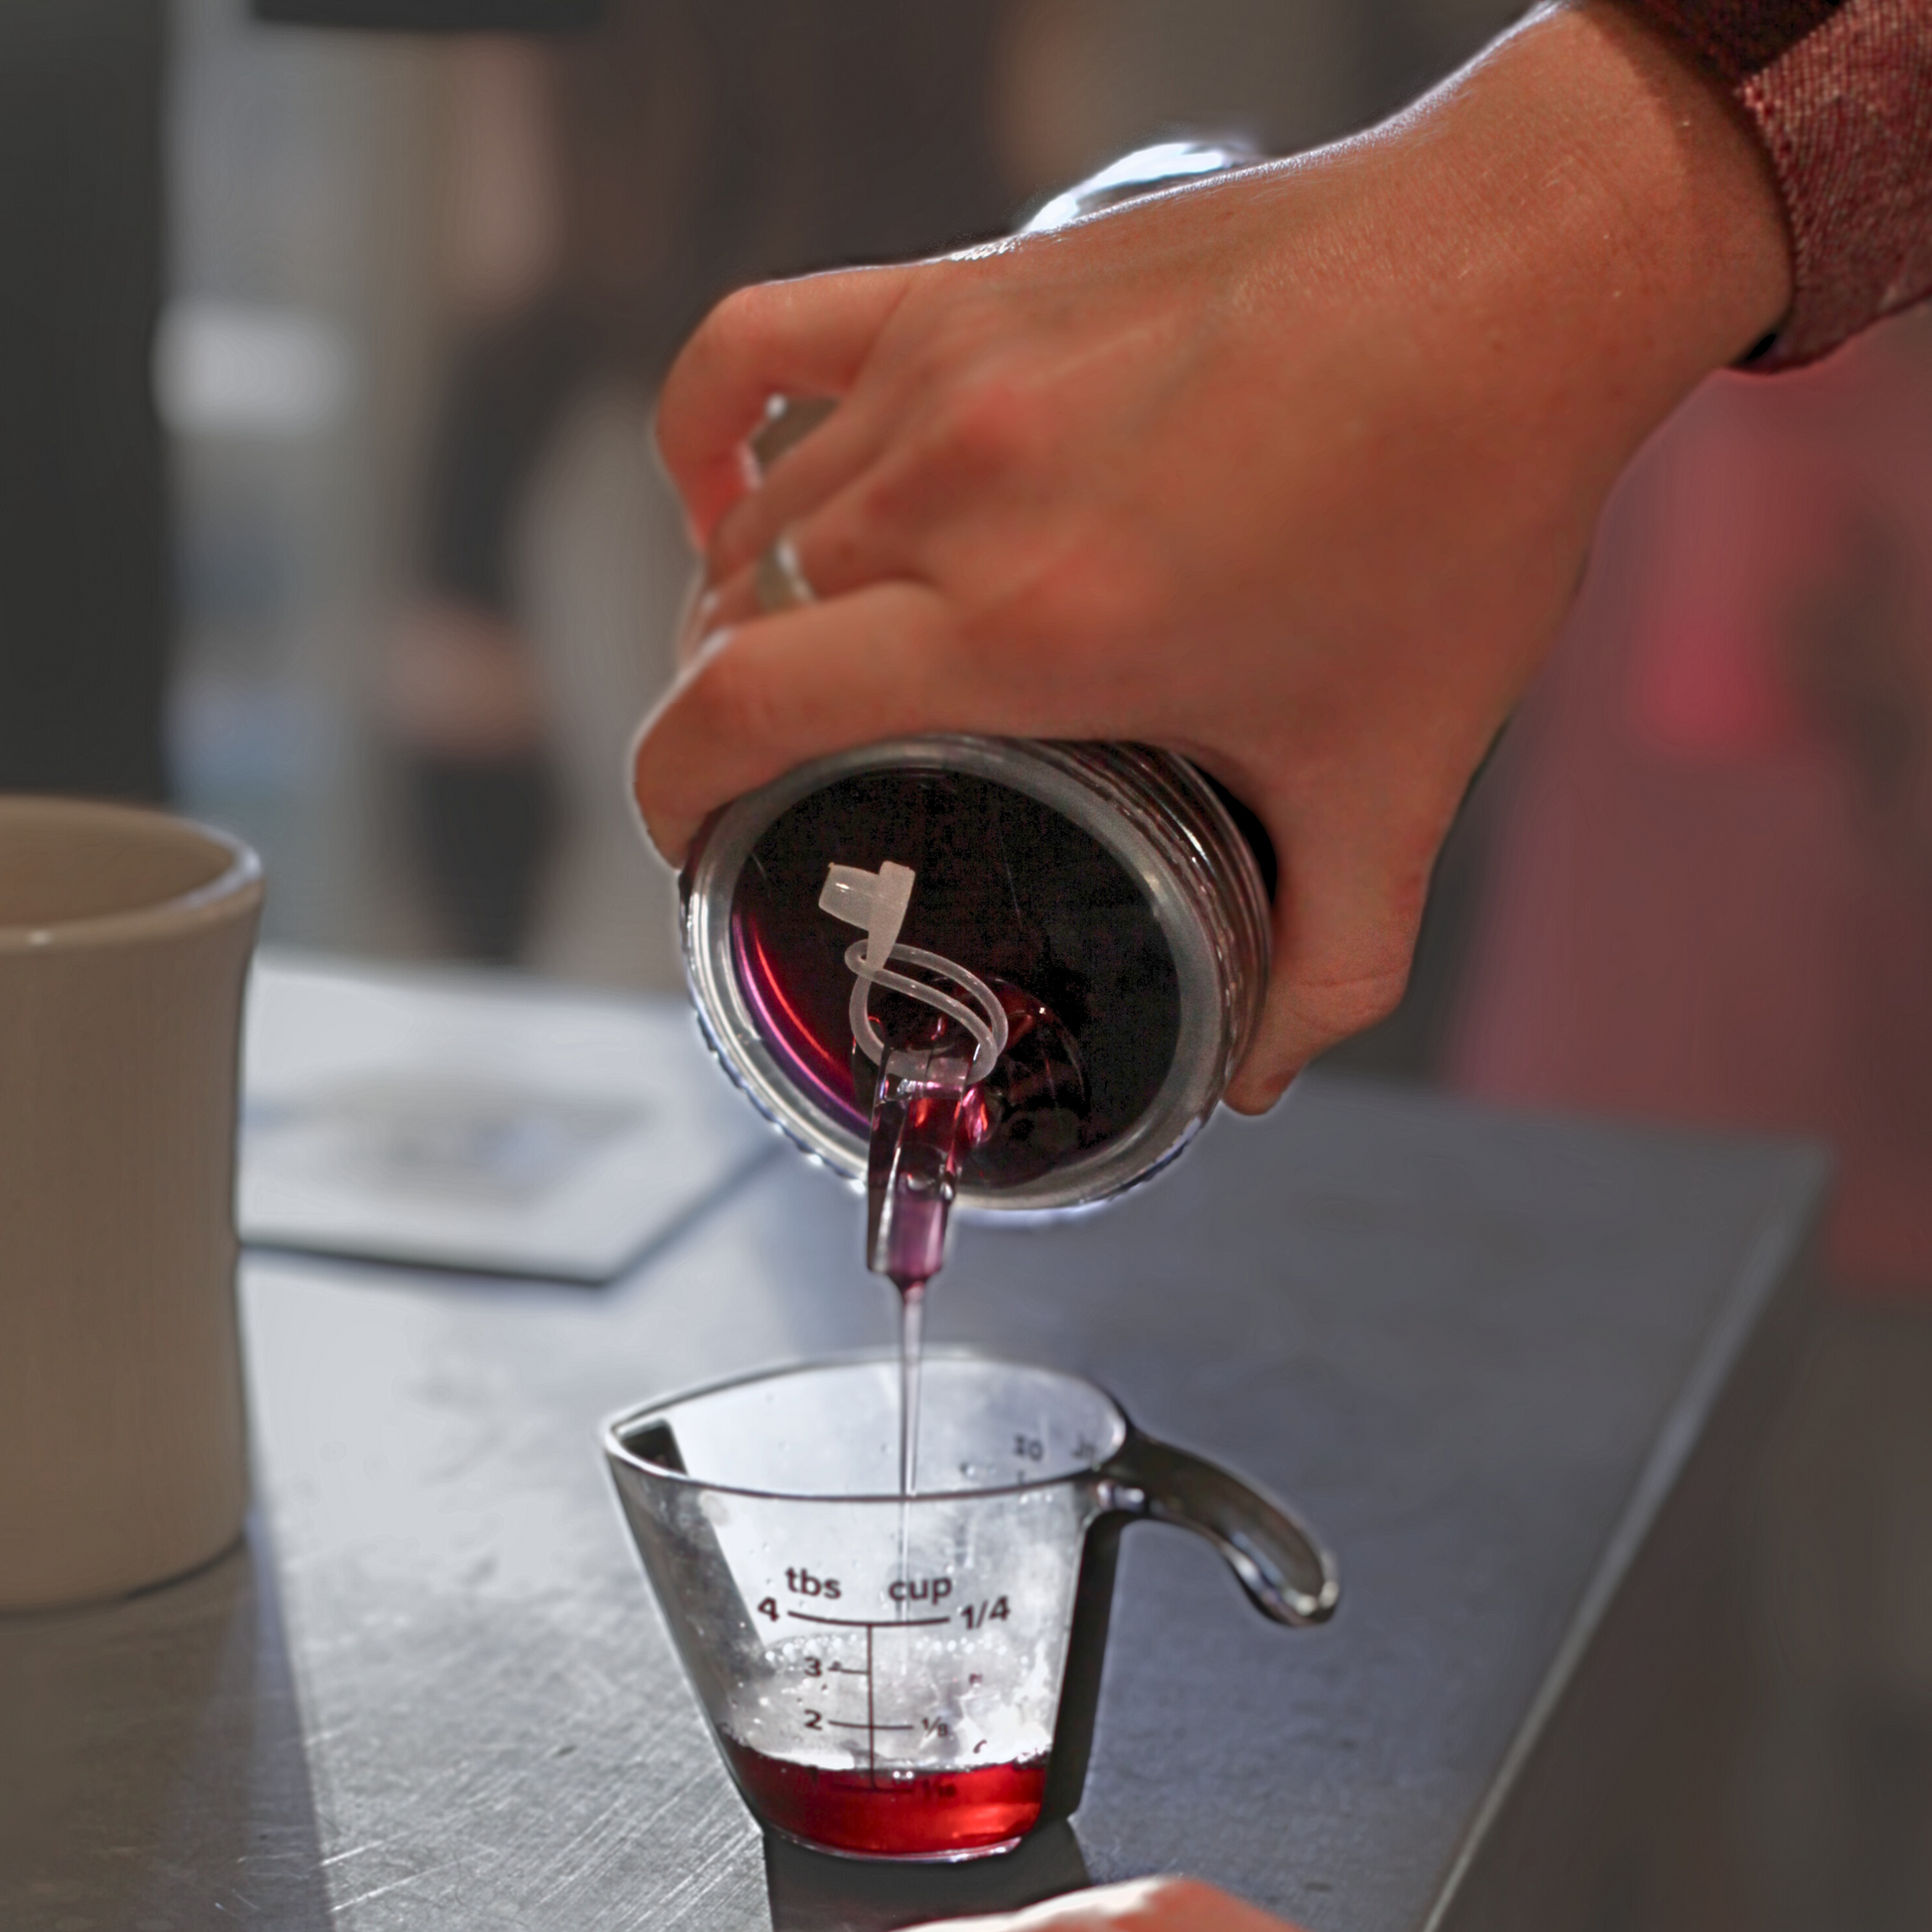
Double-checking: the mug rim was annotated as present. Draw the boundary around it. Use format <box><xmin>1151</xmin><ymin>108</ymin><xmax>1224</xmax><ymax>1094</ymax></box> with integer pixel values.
<box><xmin>0</xmin><ymin>795</ymin><xmax>263</xmax><ymax>953</ymax></box>
<box><xmin>602</xmin><ymin>1346</ymin><xmax>1130</xmax><ymax>1506</ymax></box>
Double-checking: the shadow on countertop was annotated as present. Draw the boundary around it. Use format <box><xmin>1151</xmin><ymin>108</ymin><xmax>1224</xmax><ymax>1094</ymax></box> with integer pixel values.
<box><xmin>765</xmin><ymin>1818</ymin><xmax>1091</xmax><ymax>1932</ymax></box>
<box><xmin>0</xmin><ymin>1522</ymin><xmax>330</xmax><ymax>1931</ymax></box>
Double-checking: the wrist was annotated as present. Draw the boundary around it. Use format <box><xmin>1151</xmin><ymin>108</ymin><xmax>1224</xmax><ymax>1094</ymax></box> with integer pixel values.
<box><xmin>1524</xmin><ymin>1</ymin><xmax>1789</xmax><ymax>345</ymax></box>
<box><xmin>1374</xmin><ymin>0</ymin><xmax>1791</xmax><ymax>470</ymax></box>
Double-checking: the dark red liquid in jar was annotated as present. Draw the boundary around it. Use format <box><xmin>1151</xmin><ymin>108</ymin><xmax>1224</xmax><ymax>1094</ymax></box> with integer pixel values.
<box><xmin>723</xmin><ymin>1738</ymin><xmax>1050</xmax><ymax>1859</ymax></box>
<box><xmin>728</xmin><ymin>767</ymin><xmax>1177</xmax><ymax>1187</ymax></box>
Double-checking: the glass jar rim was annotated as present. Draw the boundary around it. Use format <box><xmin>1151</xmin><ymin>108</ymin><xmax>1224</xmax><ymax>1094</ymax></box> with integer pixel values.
<box><xmin>679</xmin><ymin>736</ymin><xmax>1268</xmax><ymax>1213</ymax></box>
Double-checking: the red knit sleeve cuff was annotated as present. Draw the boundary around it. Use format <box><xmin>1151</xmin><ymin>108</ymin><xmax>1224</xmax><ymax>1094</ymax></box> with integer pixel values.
<box><xmin>1625</xmin><ymin>0</ymin><xmax>1932</xmax><ymax>366</ymax></box>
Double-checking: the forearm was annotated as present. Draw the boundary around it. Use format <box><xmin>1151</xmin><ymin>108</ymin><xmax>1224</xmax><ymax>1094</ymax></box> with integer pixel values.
<box><xmin>1621</xmin><ymin>0</ymin><xmax>1932</xmax><ymax>364</ymax></box>
<box><xmin>1363</xmin><ymin>0</ymin><xmax>1791</xmax><ymax>484</ymax></box>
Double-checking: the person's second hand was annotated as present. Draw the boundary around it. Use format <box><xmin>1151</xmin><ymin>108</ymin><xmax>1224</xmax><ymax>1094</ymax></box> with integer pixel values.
<box><xmin>906</xmin><ymin>1875</ymin><xmax>1308</xmax><ymax>1932</ymax></box>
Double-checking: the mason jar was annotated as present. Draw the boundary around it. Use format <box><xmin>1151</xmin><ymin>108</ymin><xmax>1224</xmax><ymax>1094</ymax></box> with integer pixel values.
<box><xmin>680</xmin><ymin>734</ymin><xmax>1270</xmax><ymax>1212</ymax></box>
<box><xmin>675</xmin><ymin>139</ymin><xmax>1273</xmax><ymax>1216</ymax></box>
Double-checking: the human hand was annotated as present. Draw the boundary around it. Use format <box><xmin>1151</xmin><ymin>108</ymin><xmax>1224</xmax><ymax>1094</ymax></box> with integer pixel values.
<box><xmin>908</xmin><ymin>1875</ymin><xmax>1304</xmax><ymax>1932</ymax></box>
<box><xmin>633</xmin><ymin>0</ymin><xmax>1788</xmax><ymax>1107</ymax></box>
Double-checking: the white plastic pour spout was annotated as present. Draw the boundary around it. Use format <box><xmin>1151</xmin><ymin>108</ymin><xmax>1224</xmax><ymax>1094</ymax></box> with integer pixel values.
<box><xmin>821</xmin><ymin>861</ymin><xmax>914</xmax><ymax>974</ymax></box>
<box><xmin>818</xmin><ymin>863</ymin><xmax>1009</xmax><ymax>1084</ymax></box>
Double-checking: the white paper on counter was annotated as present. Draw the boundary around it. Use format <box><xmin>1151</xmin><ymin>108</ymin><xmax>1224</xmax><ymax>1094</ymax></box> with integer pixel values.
<box><xmin>240</xmin><ymin>950</ymin><xmax>776</xmax><ymax>1280</ymax></box>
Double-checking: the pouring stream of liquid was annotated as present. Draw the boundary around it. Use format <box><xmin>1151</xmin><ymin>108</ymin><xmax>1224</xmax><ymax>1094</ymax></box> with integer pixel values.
<box><xmin>897</xmin><ymin>1282</ymin><xmax>925</xmax><ymax>1499</ymax></box>
<box><xmin>866</xmin><ymin>1052</ymin><xmax>972</xmax><ymax>1500</ymax></box>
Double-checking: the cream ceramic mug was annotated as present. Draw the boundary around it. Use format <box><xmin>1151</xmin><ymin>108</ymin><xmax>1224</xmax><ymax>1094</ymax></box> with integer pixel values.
<box><xmin>0</xmin><ymin>797</ymin><xmax>263</xmax><ymax>1609</ymax></box>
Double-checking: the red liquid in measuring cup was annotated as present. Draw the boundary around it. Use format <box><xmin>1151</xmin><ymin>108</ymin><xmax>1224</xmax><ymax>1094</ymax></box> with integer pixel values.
<box><xmin>724</xmin><ymin>1739</ymin><xmax>1049</xmax><ymax>1858</ymax></box>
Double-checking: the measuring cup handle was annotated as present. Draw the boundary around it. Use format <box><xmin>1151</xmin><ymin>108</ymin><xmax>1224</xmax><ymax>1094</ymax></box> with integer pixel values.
<box><xmin>1097</xmin><ymin>1428</ymin><xmax>1339</xmax><ymax>1626</ymax></box>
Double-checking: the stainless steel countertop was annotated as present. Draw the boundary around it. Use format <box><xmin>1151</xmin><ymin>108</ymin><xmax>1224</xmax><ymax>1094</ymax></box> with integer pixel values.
<box><xmin>0</xmin><ymin>1044</ymin><xmax>1826</xmax><ymax>1932</ymax></box>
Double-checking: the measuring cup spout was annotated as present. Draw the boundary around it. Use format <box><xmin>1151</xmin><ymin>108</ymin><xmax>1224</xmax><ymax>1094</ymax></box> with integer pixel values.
<box><xmin>1097</xmin><ymin>1429</ymin><xmax>1338</xmax><ymax>1627</ymax></box>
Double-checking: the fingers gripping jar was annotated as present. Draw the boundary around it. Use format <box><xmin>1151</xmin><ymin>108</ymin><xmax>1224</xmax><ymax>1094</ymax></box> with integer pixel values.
<box><xmin>680</xmin><ymin>737</ymin><xmax>1271</xmax><ymax>1214</ymax></box>
<box><xmin>677</xmin><ymin>139</ymin><xmax>1275</xmax><ymax>1222</ymax></box>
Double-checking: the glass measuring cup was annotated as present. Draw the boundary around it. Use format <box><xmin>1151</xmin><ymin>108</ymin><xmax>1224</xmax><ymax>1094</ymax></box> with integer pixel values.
<box><xmin>603</xmin><ymin>1352</ymin><xmax>1337</xmax><ymax>1863</ymax></box>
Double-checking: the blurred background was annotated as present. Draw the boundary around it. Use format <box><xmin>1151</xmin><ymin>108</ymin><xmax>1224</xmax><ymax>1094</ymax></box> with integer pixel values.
<box><xmin>7</xmin><ymin>0</ymin><xmax>1521</xmax><ymax>986</ymax></box>
<box><xmin>3</xmin><ymin>0</ymin><xmax>1929</xmax><ymax>1924</ymax></box>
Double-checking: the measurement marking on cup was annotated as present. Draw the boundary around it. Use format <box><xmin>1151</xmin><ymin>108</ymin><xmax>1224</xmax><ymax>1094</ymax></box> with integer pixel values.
<box><xmin>781</xmin><ymin>1608</ymin><xmax>954</xmax><ymax>1778</ymax></box>
<box><xmin>784</xmin><ymin>1611</ymin><xmax>951</xmax><ymax>1628</ymax></box>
